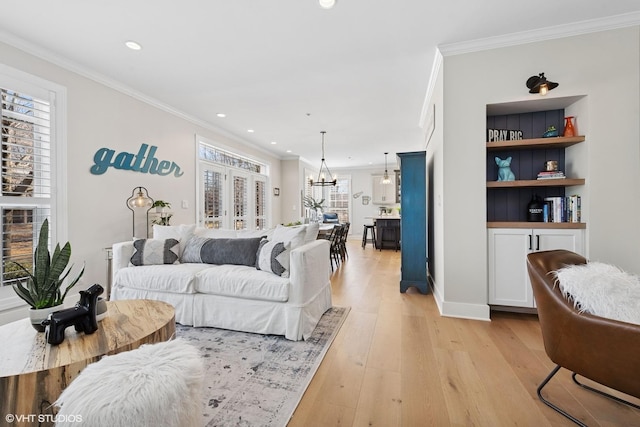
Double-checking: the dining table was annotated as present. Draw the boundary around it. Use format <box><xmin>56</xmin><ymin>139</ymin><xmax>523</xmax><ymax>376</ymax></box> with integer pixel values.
<box><xmin>317</xmin><ymin>223</ymin><xmax>338</xmax><ymax>238</ymax></box>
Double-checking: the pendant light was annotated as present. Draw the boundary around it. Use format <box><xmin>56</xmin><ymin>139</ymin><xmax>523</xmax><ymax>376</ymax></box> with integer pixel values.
<box><xmin>381</xmin><ymin>152</ymin><xmax>391</xmax><ymax>185</ymax></box>
<box><xmin>309</xmin><ymin>131</ymin><xmax>337</xmax><ymax>187</ymax></box>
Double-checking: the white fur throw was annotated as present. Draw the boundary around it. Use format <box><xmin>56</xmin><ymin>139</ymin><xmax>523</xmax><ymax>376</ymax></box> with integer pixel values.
<box><xmin>54</xmin><ymin>338</ymin><xmax>203</xmax><ymax>427</ymax></box>
<box><xmin>555</xmin><ymin>262</ymin><xmax>640</xmax><ymax>326</ymax></box>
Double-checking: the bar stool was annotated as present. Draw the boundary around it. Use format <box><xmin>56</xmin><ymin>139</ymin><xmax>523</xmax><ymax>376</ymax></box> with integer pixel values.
<box><xmin>362</xmin><ymin>224</ymin><xmax>377</xmax><ymax>249</ymax></box>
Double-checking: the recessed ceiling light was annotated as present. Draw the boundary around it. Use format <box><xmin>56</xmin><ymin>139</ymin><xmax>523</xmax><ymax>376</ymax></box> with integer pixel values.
<box><xmin>216</xmin><ymin>113</ymin><xmax>226</xmax><ymax>118</ymax></box>
<box><xmin>125</xmin><ymin>40</ymin><xmax>142</xmax><ymax>50</ymax></box>
<box><xmin>286</xmin><ymin>150</ymin><xmax>292</xmax><ymax>153</ymax></box>
<box><xmin>318</xmin><ymin>0</ymin><xmax>336</xmax><ymax>9</ymax></box>
<box><xmin>247</xmin><ymin>129</ymin><xmax>254</xmax><ymax>133</ymax></box>
<box><xmin>270</xmin><ymin>141</ymin><xmax>277</xmax><ymax>145</ymax></box>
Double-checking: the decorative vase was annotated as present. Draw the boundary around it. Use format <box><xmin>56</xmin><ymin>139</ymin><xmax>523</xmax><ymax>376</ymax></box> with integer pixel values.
<box><xmin>563</xmin><ymin>116</ymin><xmax>576</xmax><ymax>137</ymax></box>
<box><xmin>96</xmin><ymin>297</ymin><xmax>108</xmax><ymax>322</ymax></box>
<box><xmin>29</xmin><ymin>305</ymin><xmax>63</xmax><ymax>332</ymax></box>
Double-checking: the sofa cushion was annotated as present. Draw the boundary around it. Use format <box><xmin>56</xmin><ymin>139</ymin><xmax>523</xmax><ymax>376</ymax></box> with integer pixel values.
<box><xmin>195</xmin><ymin>264</ymin><xmax>289</xmax><ymax>302</ymax></box>
<box><xmin>153</xmin><ymin>224</ymin><xmax>196</xmax><ymax>256</ymax></box>
<box><xmin>130</xmin><ymin>238</ymin><xmax>180</xmax><ymax>266</ymax></box>
<box><xmin>115</xmin><ymin>263</ymin><xmax>212</xmax><ymax>294</ymax></box>
<box><xmin>182</xmin><ymin>237</ymin><xmax>263</xmax><ymax>266</ymax></box>
<box><xmin>255</xmin><ymin>239</ymin><xmax>291</xmax><ymax>277</ymax></box>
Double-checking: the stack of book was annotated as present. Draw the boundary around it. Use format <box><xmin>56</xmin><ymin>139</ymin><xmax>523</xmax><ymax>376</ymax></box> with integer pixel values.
<box><xmin>537</xmin><ymin>170</ymin><xmax>566</xmax><ymax>180</ymax></box>
<box><xmin>543</xmin><ymin>195</ymin><xmax>581</xmax><ymax>223</ymax></box>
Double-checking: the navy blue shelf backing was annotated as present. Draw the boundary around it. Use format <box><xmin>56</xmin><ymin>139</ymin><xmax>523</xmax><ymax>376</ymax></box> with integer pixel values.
<box><xmin>487</xmin><ymin>109</ymin><xmax>567</xmax><ymax>222</ymax></box>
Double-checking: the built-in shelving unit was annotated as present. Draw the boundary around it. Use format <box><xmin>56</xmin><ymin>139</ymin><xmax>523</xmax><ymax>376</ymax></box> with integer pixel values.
<box><xmin>486</xmin><ymin>96</ymin><xmax>588</xmax><ymax>310</ymax></box>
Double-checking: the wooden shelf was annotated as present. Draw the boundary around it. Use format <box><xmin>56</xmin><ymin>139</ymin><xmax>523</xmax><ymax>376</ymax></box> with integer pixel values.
<box><xmin>487</xmin><ymin>178</ymin><xmax>585</xmax><ymax>188</ymax></box>
<box><xmin>487</xmin><ymin>221</ymin><xmax>586</xmax><ymax>229</ymax></box>
<box><xmin>486</xmin><ymin>135</ymin><xmax>585</xmax><ymax>151</ymax></box>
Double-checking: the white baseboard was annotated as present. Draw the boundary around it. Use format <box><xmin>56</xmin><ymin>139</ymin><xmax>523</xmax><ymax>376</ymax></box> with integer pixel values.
<box><xmin>430</xmin><ymin>278</ymin><xmax>491</xmax><ymax>321</ymax></box>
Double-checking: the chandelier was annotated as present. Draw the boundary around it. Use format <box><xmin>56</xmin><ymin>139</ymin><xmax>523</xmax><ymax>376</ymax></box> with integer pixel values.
<box><xmin>309</xmin><ymin>131</ymin><xmax>337</xmax><ymax>187</ymax></box>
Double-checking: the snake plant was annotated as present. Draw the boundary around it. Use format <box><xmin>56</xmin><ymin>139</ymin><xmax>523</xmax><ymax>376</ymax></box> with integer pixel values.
<box><xmin>11</xmin><ymin>219</ymin><xmax>84</xmax><ymax>309</ymax></box>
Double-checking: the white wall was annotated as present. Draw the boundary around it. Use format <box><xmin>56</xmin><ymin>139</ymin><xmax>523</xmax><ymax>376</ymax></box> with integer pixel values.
<box><xmin>333</xmin><ymin>166</ymin><xmax>400</xmax><ymax>239</ymax></box>
<box><xmin>439</xmin><ymin>26</ymin><xmax>640</xmax><ymax>319</ymax></box>
<box><xmin>0</xmin><ymin>41</ymin><xmax>284</xmax><ymax>324</ymax></box>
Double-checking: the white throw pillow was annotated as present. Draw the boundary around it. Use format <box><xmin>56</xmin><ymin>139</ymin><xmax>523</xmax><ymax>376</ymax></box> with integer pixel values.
<box><xmin>153</xmin><ymin>224</ymin><xmax>196</xmax><ymax>256</ymax></box>
<box><xmin>304</xmin><ymin>223</ymin><xmax>319</xmax><ymax>243</ymax></box>
<box><xmin>194</xmin><ymin>228</ymin><xmax>238</xmax><ymax>239</ymax></box>
<box><xmin>272</xmin><ymin>224</ymin><xmax>306</xmax><ymax>250</ymax></box>
<box><xmin>237</xmin><ymin>228</ymin><xmax>274</xmax><ymax>240</ymax></box>
<box><xmin>255</xmin><ymin>239</ymin><xmax>291</xmax><ymax>277</ymax></box>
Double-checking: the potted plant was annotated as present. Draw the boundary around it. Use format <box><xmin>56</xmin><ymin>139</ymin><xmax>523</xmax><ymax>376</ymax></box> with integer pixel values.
<box><xmin>303</xmin><ymin>196</ymin><xmax>325</xmax><ymax>223</ymax></box>
<box><xmin>11</xmin><ymin>219</ymin><xmax>85</xmax><ymax>331</ymax></box>
<box><xmin>152</xmin><ymin>213</ymin><xmax>173</xmax><ymax>226</ymax></box>
<box><xmin>152</xmin><ymin>200</ymin><xmax>171</xmax><ymax>213</ymax></box>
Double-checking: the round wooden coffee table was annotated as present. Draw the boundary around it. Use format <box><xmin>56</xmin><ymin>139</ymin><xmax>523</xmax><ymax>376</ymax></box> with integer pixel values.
<box><xmin>0</xmin><ymin>299</ymin><xmax>175</xmax><ymax>425</ymax></box>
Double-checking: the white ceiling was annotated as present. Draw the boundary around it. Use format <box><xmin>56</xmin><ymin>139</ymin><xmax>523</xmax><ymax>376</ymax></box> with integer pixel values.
<box><xmin>2</xmin><ymin>1</ymin><xmax>640</xmax><ymax>169</ymax></box>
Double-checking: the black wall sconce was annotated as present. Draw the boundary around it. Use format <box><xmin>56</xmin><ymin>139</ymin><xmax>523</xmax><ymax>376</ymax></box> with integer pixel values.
<box><xmin>526</xmin><ymin>73</ymin><xmax>558</xmax><ymax>96</ymax></box>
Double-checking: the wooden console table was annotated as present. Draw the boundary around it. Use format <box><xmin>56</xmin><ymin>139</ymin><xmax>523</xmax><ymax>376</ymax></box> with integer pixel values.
<box><xmin>0</xmin><ymin>299</ymin><xmax>175</xmax><ymax>426</ymax></box>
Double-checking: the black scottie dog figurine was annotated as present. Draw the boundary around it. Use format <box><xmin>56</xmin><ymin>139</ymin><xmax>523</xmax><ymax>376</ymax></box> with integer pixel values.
<box><xmin>43</xmin><ymin>284</ymin><xmax>104</xmax><ymax>345</ymax></box>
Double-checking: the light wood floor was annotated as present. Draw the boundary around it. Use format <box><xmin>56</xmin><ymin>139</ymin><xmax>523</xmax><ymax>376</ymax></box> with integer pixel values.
<box><xmin>289</xmin><ymin>240</ymin><xmax>640</xmax><ymax>426</ymax></box>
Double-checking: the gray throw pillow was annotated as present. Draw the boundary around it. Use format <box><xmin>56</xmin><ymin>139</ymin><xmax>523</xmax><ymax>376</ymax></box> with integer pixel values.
<box><xmin>182</xmin><ymin>237</ymin><xmax>263</xmax><ymax>266</ymax></box>
<box><xmin>130</xmin><ymin>238</ymin><xmax>180</xmax><ymax>266</ymax></box>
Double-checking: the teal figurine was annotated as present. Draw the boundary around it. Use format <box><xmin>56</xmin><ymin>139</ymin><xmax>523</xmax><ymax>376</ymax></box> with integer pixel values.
<box><xmin>495</xmin><ymin>157</ymin><xmax>515</xmax><ymax>181</ymax></box>
<box><xmin>542</xmin><ymin>126</ymin><xmax>559</xmax><ymax>138</ymax></box>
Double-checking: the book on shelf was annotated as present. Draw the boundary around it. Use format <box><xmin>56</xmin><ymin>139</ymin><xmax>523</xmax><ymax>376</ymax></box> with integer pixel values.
<box><xmin>537</xmin><ymin>171</ymin><xmax>566</xmax><ymax>180</ymax></box>
<box><xmin>543</xmin><ymin>195</ymin><xmax>581</xmax><ymax>223</ymax></box>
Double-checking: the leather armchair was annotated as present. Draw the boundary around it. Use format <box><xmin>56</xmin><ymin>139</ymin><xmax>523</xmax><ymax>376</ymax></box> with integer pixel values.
<box><xmin>526</xmin><ymin>249</ymin><xmax>640</xmax><ymax>426</ymax></box>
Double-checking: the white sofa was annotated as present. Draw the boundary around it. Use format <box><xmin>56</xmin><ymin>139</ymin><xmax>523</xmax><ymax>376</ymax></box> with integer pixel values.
<box><xmin>110</xmin><ymin>224</ymin><xmax>332</xmax><ymax>341</ymax></box>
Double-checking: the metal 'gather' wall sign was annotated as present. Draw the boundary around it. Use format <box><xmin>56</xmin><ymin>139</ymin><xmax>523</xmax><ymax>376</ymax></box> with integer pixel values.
<box><xmin>90</xmin><ymin>143</ymin><xmax>183</xmax><ymax>177</ymax></box>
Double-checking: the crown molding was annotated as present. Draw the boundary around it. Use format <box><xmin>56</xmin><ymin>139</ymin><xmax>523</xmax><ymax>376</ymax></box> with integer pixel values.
<box><xmin>0</xmin><ymin>30</ymin><xmax>283</xmax><ymax>161</ymax></box>
<box><xmin>439</xmin><ymin>11</ymin><xmax>640</xmax><ymax>56</ymax></box>
<box><xmin>418</xmin><ymin>48</ymin><xmax>443</xmax><ymax>129</ymax></box>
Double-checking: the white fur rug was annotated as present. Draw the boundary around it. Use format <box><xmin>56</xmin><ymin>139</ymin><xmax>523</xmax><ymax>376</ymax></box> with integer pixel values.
<box><xmin>177</xmin><ymin>306</ymin><xmax>349</xmax><ymax>427</ymax></box>
<box><xmin>554</xmin><ymin>262</ymin><xmax>640</xmax><ymax>326</ymax></box>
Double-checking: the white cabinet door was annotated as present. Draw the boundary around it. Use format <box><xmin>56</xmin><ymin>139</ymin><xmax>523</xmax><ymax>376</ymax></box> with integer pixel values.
<box><xmin>536</xmin><ymin>229</ymin><xmax>584</xmax><ymax>254</ymax></box>
<box><xmin>488</xmin><ymin>228</ymin><xmax>585</xmax><ymax>308</ymax></box>
<box><xmin>372</xmin><ymin>175</ymin><xmax>396</xmax><ymax>204</ymax></box>
<box><xmin>488</xmin><ymin>228</ymin><xmax>533</xmax><ymax>307</ymax></box>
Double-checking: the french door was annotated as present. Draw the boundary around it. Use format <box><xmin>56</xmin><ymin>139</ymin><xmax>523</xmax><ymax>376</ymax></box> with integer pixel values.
<box><xmin>198</xmin><ymin>162</ymin><xmax>269</xmax><ymax>230</ymax></box>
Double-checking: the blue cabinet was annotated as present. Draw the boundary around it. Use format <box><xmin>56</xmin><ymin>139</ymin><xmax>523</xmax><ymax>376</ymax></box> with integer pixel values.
<box><xmin>398</xmin><ymin>151</ymin><xmax>428</xmax><ymax>294</ymax></box>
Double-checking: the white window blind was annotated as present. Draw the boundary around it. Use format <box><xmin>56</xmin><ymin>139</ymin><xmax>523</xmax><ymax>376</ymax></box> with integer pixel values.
<box><xmin>232</xmin><ymin>174</ymin><xmax>248</xmax><ymax>230</ymax></box>
<box><xmin>1</xmin><ymin>88</ymin><xmax>52</xmax><ymax>287</ymax></box>
<box><xmin>202</xmin><ymin>166</ymin><xmax>224</xmax><ymax>229</ymax></box>
<box><xmin>197</xmin><ymin>138</ymin><xmax>269</xmax><ymax>230</ymax></box>
<box><xmin>254</xmin><ymin>178</ymin><xmax>267</xmax><ymax>230</ymax></box>
<box><xmin>328</xmin><ymin>176</ymin><xmax>351</xmax><ymax>224</ymax></box>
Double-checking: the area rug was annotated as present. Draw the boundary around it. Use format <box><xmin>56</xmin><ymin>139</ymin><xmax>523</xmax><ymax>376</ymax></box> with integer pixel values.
<box><xmin>176</xmin><ymin>306</ymin><xmax>349</xmax><ymax>427</ymax></box>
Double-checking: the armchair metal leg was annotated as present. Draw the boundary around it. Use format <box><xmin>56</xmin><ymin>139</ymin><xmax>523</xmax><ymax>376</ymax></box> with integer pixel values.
<box><xmin>538</xmin><ymin>366</ymin><xmax>640</xmax><ymax>426</ymax></box>
<box><xmin>572</xmin><ymin>373</ymin><xmax>640</xmax><ymax>411</ymax></box>
<box><xmin>537</xmin><ymin>365</ymin><xmax>588</xmax><ymax>427</ymax></box>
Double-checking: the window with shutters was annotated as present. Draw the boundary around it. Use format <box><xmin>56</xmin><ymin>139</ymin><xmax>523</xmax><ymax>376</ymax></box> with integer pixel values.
<box><xmin>0</xmin><ymin>70</ymin><xmax>64</xmax><ymax>295</ymax></box>
<box><xmin>327</xmin><ymin>176</ymin><xmax>351</xmax><ymax>224</ymax></box>
<box><xmin>197</xmin><ymin>137</ymin><xmax>269</xmax><ymax>230</ymax></box>
<box><xmin>303</xmin><ymin>170</ymin><xmax>351</xmax><ymax>225</ymax></box>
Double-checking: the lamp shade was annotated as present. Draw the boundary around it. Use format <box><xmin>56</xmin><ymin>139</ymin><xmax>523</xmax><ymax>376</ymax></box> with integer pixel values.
<box><xmin>127</xmin><ymin>187</ymin><xmax>153</xmax><ymax>209</ymax></box>
<box><xmin>526</xmin><ymin>73</ymin><xmax>558</xmax><ymax>95</ymax></box>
